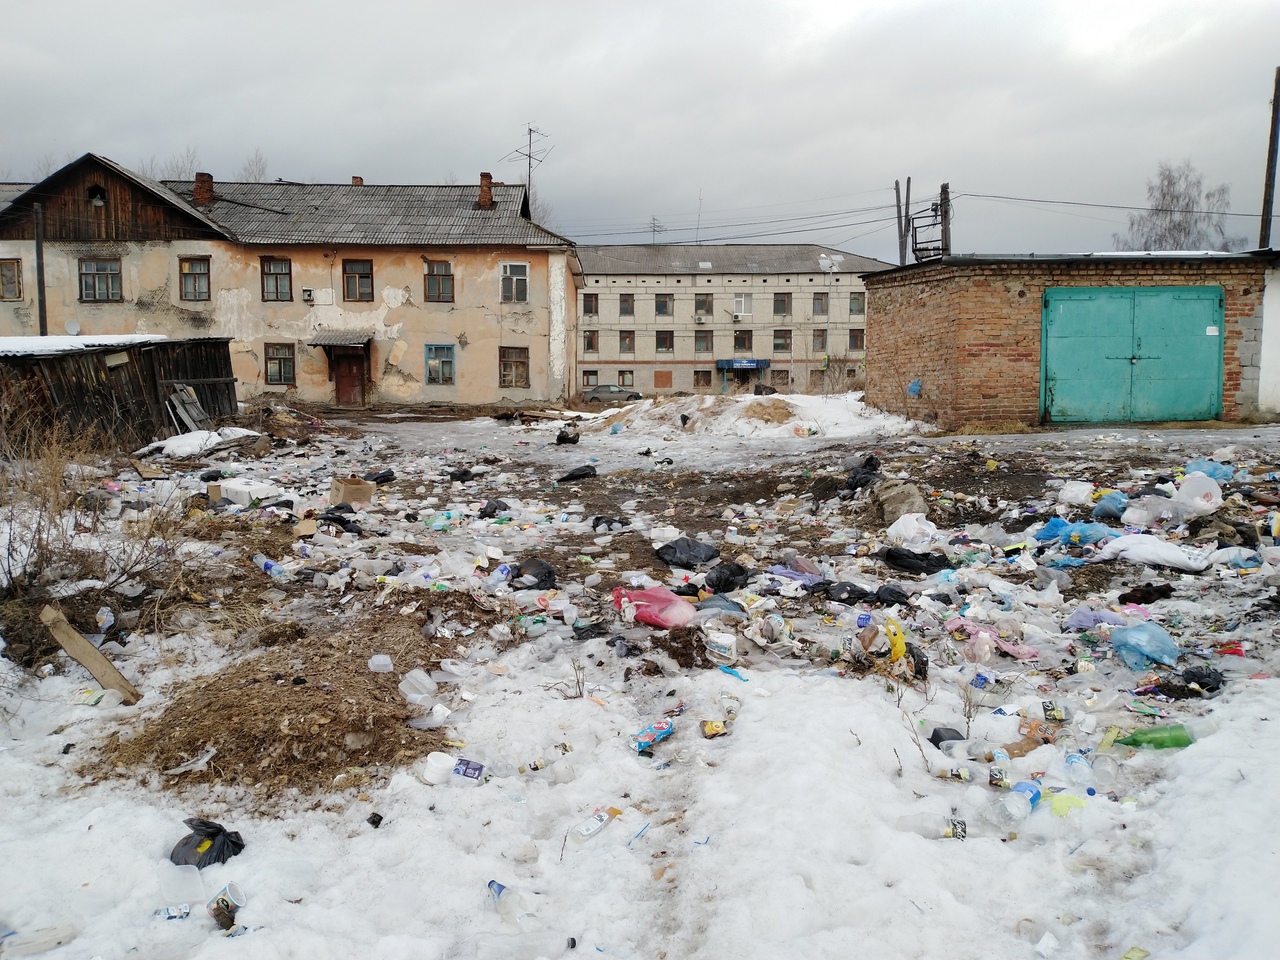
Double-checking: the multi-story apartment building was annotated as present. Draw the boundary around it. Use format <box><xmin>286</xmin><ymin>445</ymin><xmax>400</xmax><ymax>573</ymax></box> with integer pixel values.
<box><xmin>574</xmin><ymin>244</ymin><xmax>892</xmax><ymax>396</ymax></box>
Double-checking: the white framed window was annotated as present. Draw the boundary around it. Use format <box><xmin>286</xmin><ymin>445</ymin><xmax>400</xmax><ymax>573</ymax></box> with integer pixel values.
<box><xmin>501</xmin><ymin>262</ymin><xmax>529</xmax><ymax>303</ymax></box>
<box><xmin>734</xmin><ymin>292</ymin><xmax>752</xmax><ymax>315</ymax></box>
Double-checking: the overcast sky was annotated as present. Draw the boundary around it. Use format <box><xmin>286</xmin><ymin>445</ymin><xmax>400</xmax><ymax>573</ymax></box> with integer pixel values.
<box><xmin>2</xmin><ymin>0</ymin><xmax>1276</xmax><ymax>262</ymax></box>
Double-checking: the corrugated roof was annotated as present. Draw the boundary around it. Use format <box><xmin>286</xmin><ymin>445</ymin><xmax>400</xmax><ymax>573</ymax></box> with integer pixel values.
<box><xmin>309</xmin><ymin>328</ymin><xmax>377</xmax><ymax>346</ymax></box>
<box><xmin>161</xmin><ymin>180</ymin><xmax>571</xmax><ymax>248</ymax></box>
<box><xmin>0</xmin><ymin>334</ymin><xmax>167</xmax><ymax>357</ymax></box>
<box><xmin>0</xmin><ymin>183</ymin><xmax>35</xmax><ymax>215</ymax></box>
<box><xmin>864</xmin><ymin>250</ymin><xmax>1280</xmax><ymax>279</ymax></box>
<box><xmin>576</xmin><ymin>244</ymin><xmax>893</xmax><ymax>276</ymax></box>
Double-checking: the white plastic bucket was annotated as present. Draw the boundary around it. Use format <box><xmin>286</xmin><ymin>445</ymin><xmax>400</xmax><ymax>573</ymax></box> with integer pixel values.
<box><xmin>421</xmin><ymin>751</ymin><xmax>457</xmax><ymax>784</ymax></box>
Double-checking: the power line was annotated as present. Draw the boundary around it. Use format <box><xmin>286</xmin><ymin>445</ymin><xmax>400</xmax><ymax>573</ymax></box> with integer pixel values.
<box><xmin>957</xmin><ymin>191</ymin><xmax>1260</xmax><ymax>220</ymax></box>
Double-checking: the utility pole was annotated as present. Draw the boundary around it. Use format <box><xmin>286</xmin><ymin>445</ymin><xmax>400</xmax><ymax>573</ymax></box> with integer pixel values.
<box><xmin>894</xmin><ymin>177</ymin><xmax>912</xmax><ymax>265</ymax></box>
<box><xmin>1260</xmin><ymin>66</ymin><xmax>1280</xmax><ymax>248</ymax></box>
<box><xmin>33</xmin><ymin>202</ymin><xmax>48</xmax><ymax>336</ymax></box>
<box><xmin>939</xmin><ymin>182</ymin><xmax>952</xmax><ymax>257</ymax></box>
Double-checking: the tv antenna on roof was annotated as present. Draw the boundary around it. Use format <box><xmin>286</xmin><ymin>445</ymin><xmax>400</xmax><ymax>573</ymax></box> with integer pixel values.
<box><xmin>501</xmin><ymin>123</ymin><xmax>553</xmax><ymax>191</ymax></box>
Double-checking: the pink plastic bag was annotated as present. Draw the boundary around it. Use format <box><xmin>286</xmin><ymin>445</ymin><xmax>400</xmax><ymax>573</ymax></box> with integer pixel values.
<box><xmin>612</xmin><ymin>586</ymin><xmax>697</xmax><ymax>629</ymax></box>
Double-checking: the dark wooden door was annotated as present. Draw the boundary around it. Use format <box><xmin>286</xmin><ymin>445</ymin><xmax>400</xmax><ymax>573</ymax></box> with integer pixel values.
<box><xmin>334</xmin><ymin>354</ymin><xmax>364</xmax><ymax>406</ymax></box>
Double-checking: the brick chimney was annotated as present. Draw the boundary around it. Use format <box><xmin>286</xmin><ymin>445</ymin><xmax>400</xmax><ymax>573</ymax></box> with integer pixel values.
<box><xmin>351</xmin><ymin>176</ymin><xmax>364</xmax><ymax>185</ymax></box>
<box><xmin>478</xmin><ymin>171</ymin><xmax>493</xmax><ymax>209</ymax></box>
<box><xmin>193</xmin><ymin>172</ymin><xmax>214</xmax><ymax>206</ymax></box>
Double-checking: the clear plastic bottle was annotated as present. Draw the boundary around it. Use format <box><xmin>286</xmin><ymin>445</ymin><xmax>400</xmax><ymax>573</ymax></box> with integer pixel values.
<box><xmin>1063</xmin><ymin>753</ymin><xmax>1097</xmax><ymax>793</ymax></box>
<box><xmin>481</xmin><ymin>564</ymin><xmax>512</xmax><ymax>591</ymax></box>
<box><xmin>895</xmin><ymin>813</ymin><xmax>989</xmax><ymax>840</ymax></box>
<box><xmin>252</xmin><ymin>553</ymin><xmax>284</xmax><ymax>577</ymax></box>
<box><xmin>569</xmin><ymin>806</ymin><xmax>622</xmax><ymax>844</ymax></box>
<box><xmin>988</xmin><ymin>747</ymin><xmax>1012</xmax><ymax>789</ymax></box>
<box><xmin>980</xmin><ymin>777</ymin><xmax>1043</xmax><ymax>828</ymax></box>
<box><xmin>465</xmin><ymin>931</ymin><xmax>577</xmax><ymax>960</ymax></box>
<box><xmin>488</xmin><ymin>881</ymin><xmax>544</xmax><ymax>933</ymax></box>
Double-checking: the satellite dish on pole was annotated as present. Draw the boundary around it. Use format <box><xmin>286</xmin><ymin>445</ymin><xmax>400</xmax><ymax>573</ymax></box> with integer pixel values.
<box><xmin>65</xmin><ymin>318</ymin><xmax>81</xmax><ymax>336</ymax></box>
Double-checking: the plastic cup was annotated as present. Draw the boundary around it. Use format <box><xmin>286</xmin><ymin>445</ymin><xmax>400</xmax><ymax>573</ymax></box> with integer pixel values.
<box><xmin>368</xmin><ymin>655</ymin><xmax>393</xmax><ymax>673</ymax></box>
<box><xmin>206</xmin><ymin>881</ymin><xmax>247</xmax><ymax>925</ymax></box>
<box><xmin>421</xmin><ymin>751</ymin><xmax>457</xmax><ymax>784</ymax></box>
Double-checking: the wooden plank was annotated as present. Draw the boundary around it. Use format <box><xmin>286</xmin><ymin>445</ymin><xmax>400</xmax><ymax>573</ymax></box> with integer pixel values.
<box><xmin>129</xmin><ymin>458</ymin><xmax>166</xmax><ymax>480</ymax></box>
<box><xmin>39</xmin><ymin>605</ymin><xmax>141</xmax><ymax>705</ymax></box>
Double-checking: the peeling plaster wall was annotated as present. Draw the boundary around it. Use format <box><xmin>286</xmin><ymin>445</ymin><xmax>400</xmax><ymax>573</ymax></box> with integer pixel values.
<box><xmin>0</xmin><ymin>239</ymin><xmax>578</xmax><ymax>405</ymax></box>
<box><xmin>1259</xmin><ymin>267</ymin><xmax>1280</xmax><ymax>415</ymax></box>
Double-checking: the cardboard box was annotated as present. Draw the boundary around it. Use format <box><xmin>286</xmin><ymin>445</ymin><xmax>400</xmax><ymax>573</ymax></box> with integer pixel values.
<box><xmin>330</xmin><ymin>476</ymin><xmax>376</xmax><ymax>505</ymax></box>
<box><xmin>219</xmin><ymin>478</ymin><xmax>281</xmax><ymax>506</ymax></box>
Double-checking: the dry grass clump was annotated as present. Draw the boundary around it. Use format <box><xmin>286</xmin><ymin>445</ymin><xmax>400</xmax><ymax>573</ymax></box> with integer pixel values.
<box><xmin>741</xmin><ymin>398</ymin><xmax>795</xmax><ymax>424</ymax></box>
<box><xmin>949</xmin><ymin>420</ymin><xmax>1038</xmax><ymax>436</ymax></box>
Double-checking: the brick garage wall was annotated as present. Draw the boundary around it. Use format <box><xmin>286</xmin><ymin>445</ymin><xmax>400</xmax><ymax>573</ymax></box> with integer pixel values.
<box><xmin>865</xmin><ymin>259</ymin><xmax>1268</xmax><ymax>429</ymax></box>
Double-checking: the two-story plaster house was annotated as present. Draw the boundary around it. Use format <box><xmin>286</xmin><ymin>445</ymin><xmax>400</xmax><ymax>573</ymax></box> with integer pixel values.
<box><xmin>0</xmin><ymin>154</ymin><xmax>579</xmax><ymax>406</ymax></box>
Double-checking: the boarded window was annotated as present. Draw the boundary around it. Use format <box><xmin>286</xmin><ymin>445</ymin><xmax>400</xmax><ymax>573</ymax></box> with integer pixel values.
<box><xmin>809</xmin><ymin>369</ymin><xmax>825</xmax><ymax>389</ymax></box>
<box><xmin>654</xmin><ymin>370</ymin><xmax>673</xmax><ymax>389</ymax></box>
<box><xmin>0</xmin><ymin>260</ymin><xmax>21</xmax><ymax>300</ymax></box>
<box><xmin>425</xmin><ymin>261</ymin><xmax>454</xmax><ymax>302</ymax></box>
<box><xmin>426</xmin><ymin>344</ymin><xmax>455</xmax><ymax>385</ymax></box>
<box><xmin>771</xmin><ymin>369</ymin><xmax>791</xmax><ymax>388</ymax></box>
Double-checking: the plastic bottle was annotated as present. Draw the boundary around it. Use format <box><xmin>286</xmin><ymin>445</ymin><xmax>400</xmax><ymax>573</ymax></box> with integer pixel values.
<box><xmin>940</xmin><ymin>739</ymin><xmax>991</xmax><ymax>761</ymax></box>
<box><xmin>481</xmin><ymin>564</ymin><xmax>512</xmax><ymax>590</ymax></box>
<box><xmin>1117</xmin><ymin>717</ymin><xmax>1218</xmax><ymax>749</ymax></box>
<box><xmin>465</xmin><ymin>931</ymin><xmax>577</xmax><ymax>960</ymax></box>
<box><xmin>1063</xmin><ymin>753</ymin><xmax>1097</xmax><ymax>794</ymax></box>
<box><xmin>895</xmin><ymin>813</ymin><xmax>995</xmax><ymax>840</ymax></box>
<box><xmin>719</xmin><ymin>690</ymin><xmax>741</xmax><ymax>722</ymax></box>
<box><xmin>569</xmin><ymin>806</ymin><xmax>622</xmax><ymax>844</ymax></box>
<box><xmin>488</xmin><ymin>881</ymin><xmax>544</xmax><ymax>933</ymax></box>
<box><xmin>1090</xmin><ymin>753</ymin><xmax>1120</xmax><ymax>789</ymax></box>
<box><xmin>981</xmin><ymin>777</ymin><xmax>1043</xmax><ymax>828</ymax></box>
<box><xmin>988</xmin><ymin>747</ymin><xmax>1011</xmax><ymax>789</ymax></box>
<box><xmin>252</xmin><ymin>553</ymin><xmax>284</xmax><ymax>577</ymax></box>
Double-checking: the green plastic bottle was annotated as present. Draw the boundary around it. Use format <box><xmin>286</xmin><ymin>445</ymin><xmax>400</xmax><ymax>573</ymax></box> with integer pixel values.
<box><xmin>1117</xmin><ymin>717</ymin><xmax>1218</xmax><ymax>749</ymax></box>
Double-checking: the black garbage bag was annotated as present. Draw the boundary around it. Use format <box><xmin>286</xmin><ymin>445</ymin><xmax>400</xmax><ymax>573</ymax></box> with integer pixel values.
<box><xmin>448</xmin><ymin>468</ymin><xmax>474</xmax><ymax>482</ymax></box>
<box><xmin>1117</xmin><ymin>583</ymin><xmax>1174</xmax><ymax>606</ymax></box>
<box><xmin>478</xmin><ymin>499</ymin><xmax>509</xmax><ymax>519</ymax></box>
<box><xmin>874</xmin><ymin>584</ymin><xmax>911</xmax><ymax>606</ymax></box>
<box><xmin>557</xmin><ymin>465</ymin><xmax>597</xmax><ymax>483</ymax></box>
<box><xmin>656</xmin><ymin>537</ymin><xmax>720</xmax><ymax>567</ymax></box>
<box><xmin>515</xmin><ymin>558</ymin><xmax>557</xmax><ymax>590</ymax></box>
<box><xmin>1180</xmin><ymin>665</ymin><xmax>1225</xmax><ymax>693</ymax></box>
<box><xmin>883</xmin><ymin>547</ymin><xmax>952</xmax><ymax>575</ymax></box>
<box><xmin>827</xmin><ymin>581</ymin><xmax>871</xmax><ymax>604</ymax></box>
<box><xmin>556</xmin><ymin>428</ymin><xmax>580</xmax><ymax>445</ymax></box>
<box><xmin>670</xmin><ymin>582</ymin><xmax>701</xmax><ymax>597</ymax></box>
<box><xmin>591</xmin><ymin>516</ymin><xmax>630</xmax><ymax>531</ymax></box>
<box><xmin>362</xmin><ymin>469</ymin><xmax>396</xmax><ymax>484</ymax></box>
<box><xmin>679</xmin><ymin>414</ymin><xmax>691</xmax><ymax>427</ymax></box>
<box><xmin>906</xmin><ymin>642</ymin><xmax>930</xmax><ymax>682</ymax></box>
<box><xmin>199</xmin><ymin>469</ymin><xmax>222</xmax><ymax>482</ymax></box>
<box><xmin>170</xmin><ymin>817</ymin><xmax>245</xmax><ymax>869</ymax></box>
<box><xmin>803</xmin><ymin>579</ymin><xmax>833</xmax><ymax>594</ymax></box>
<box><xmin>846</xmin><ymin>467</ymin><xmax>881</xmax><ymax>492</ymax></box>
<box><xmin>753</xmin><ymin>384</ymin><xmax>778</xmax><ymax>396</ymax></box>
<box><xmin>705</xmin><ymin>562</ymin><xmax>750</xmax><ymax>593</ymax></box>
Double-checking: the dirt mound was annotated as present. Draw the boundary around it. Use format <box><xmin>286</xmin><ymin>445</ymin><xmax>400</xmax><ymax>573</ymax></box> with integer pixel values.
<box><xmin>741</xmin><ymin>398</ymin><xmax>795</xmax><ymax>424</ymax></box>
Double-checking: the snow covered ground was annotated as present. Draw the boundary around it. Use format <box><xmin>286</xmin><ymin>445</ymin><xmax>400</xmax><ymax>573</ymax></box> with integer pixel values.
<box><xmin>2</xmin><ymin>402</ymin><xmax>1279</xmax><ymax>960</ymax></box>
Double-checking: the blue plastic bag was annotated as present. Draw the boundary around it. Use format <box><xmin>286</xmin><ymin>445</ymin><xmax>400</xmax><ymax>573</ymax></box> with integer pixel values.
<box><xmin>1111</xmin><ymin>622</ymin><xmax>1180</xmax><ymax>670</ymax></box>
<box><xmin>1034</xmin><ymin>517</ymin><xmax>1116</xmax><ymax>545</ymax></box>
<box><xmin>1092</xmin><ymin>491</ymin><xmax>1129</xmax><ymax>520</ymax></box>
<box><xmin>1185</xmin><ymin>459</ymin><xmax>1233</xmax><ymax>482</ymax></box>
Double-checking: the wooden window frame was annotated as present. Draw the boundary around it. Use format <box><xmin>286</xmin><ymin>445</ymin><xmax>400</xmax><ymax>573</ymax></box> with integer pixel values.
<box><xmin>499</xmin><ymin>346</ymin><xmax>530</xmax><ymax>388</ymax></box>
<box><xmin>655</xmin><ymin>293</ymin><xmax>674</xmax><ymax>317</ymax></box>
<box><xmin>261</xmin><ymin>257</ymin><xmax>292</xmax><ymax>302</ymax></box>
<box><xmin>583</xmin><ymin>330</ymin><xmax>599</xmax><ymax>353</ymax></box>
<box><xmin>0</xmin><ymin>259</ymin><xmax>21</xmax><ymax>300</ymax></box>
<box><xmin>425</xmin><ymin>260</ymin><xmax>454</xmax><ymax>302</ymax></box>
<box><xmin>425</xmin><ymin>344</ymin><xmax>456</xmax><ymax>385</ymax></box>
<box><xmin>501</xmin><ymin>262</ymin><xmax>529</xmax><ymax>303</ymax></box>
<box><xmin>618</xmin><ymin>369</ymin><xmax>635</xmax><ymax>388</ymax></box>
<box><xmin>694</xmin><ymin>293</ymin><xmax>714</xmax><ymax>317</ymax></box>
<box><xmin>694</xmin><ymin>329</ymin><xmax>713</xmax><ymax>353</ymax></box>
<box><xmin>343</xmin><ymin>259</ymin><xmax>374</xmax><ymax>302</ymax></box>
<box><xmin>264</xmin><ymin>342</ymin><xmax>296</xmax><ymax>385</ymax></box>
<box><xmin>583</xmin><ymin>292</ymin><xmax>599</xmax><ymax>315</ymax></box>
<box><xmin>619</xmin><ymin>293</ymin><xmax>635</xmax><ymax>316</ymax></box>
<box><xmin>813</xmin><ymin>292</ymin><xmax>829</xmax><ymax>316</ymax></box>
<box><xmin>582</xmin><ymin>369</ymin><xmax>599</xmax><ymax>387</ymax></box>
<box><xmin>773</xmin><ymin>329</ymin><xmax>793</xmax><ymax>353</ymax></box>
<box><xmin>655</xmin><ymin>329</ymin><xmax>675</xmax><ymax>353</ymax></box>
<box><xmin>693</xmin><ymin>369</ymin><xmax>713</xmax><ymax>388</ymax></box>
<box><xmin>849</xmin><ymin>292</ymin><xmax>866</xmax><ymax>315</ymax></box>
<box><xmin>734</xmin><ymin>329</ymin><xmax>752</xmax><ymax>352</ymax></box>
<box><xmin>773</xmin><ymin>292</ymin><xmax>792</xmax><ymax>316</ymax></box>
<box><xmin>812</xmin><ymin>329</ymin><xmax>828</xmax><ymax>352</ymax></box>
<box><xmin>179</xmin><ymin>257</ymin><xmax>211</xmax><ymax>302</ymax></box>
<box><xmin>849</xmin><ymin>328</ymin><xmax>866</xmax><ymax>350</ymax></box>
<box><xmin>78</xmin><ymin>258</ymin><xmax>122</xmax><ymax>302</ymax></box>
<box><xmin>619</xmin><ymin>330</ymin><xmax>636</xmax><ymax>354</ymax></box>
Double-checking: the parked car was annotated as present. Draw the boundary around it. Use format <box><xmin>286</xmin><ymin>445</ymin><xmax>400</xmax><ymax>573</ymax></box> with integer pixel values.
<box><xmin>582</xmin><ymin>384</ymin><xmax>642</xmax><ymax>403</ymax></box>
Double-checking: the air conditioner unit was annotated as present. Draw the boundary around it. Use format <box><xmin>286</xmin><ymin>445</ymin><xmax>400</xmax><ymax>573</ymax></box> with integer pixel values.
<box><xmin>301</xmin><ymin>288</ymin><xmax>314</xmax><ymax>303</ymax></box>
<box><xmin>733</xmin><ymin>313</ymin><xmax>740</xmax><ymax>320</ymax></box>
<box><xmin>694</xmin><ymin>317</ymin><xmax>705</xmax><ymax>324</ymax></box>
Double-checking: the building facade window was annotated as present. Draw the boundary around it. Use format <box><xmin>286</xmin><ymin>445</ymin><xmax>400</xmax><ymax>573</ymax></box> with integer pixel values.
<box><xmin>773</xmin><ymin>329</ymin><xmax>793</xmax><ymax>352</ymax></box>
<box><xmin>809</xmin><ymin>369</ymin><xmax>826</xmax><ymax>390</ymax></box>
<box><xmin>812</xmin><ymin>329</ymin><xmax>827</xmax><ymax>352</ymax></box>
<box><xmin>695</xmin><ymin>293</ymin><xmax>714</xmax><ymax>317</ymax></box>
<box><xmin>619</xmin><ymin>330</ymin><xmax>635</xmax><ymax>353</ymax></box>
<box><xmin>655</xmin><ymin>330</ymin><xmax>674</xmax><ymax>352</ymax></box>
<box><xmin>654</xmin><ymin>370</ymin><xmax>673</xmax><ymax>389</ymax></box>
<box><xmin>849</xmin><ymin>328</ymin><xmax>866</xmax><ymax>351</ymax></box>
<box><xmin>734</xmin><ymin>329</ymin><xmax>753</xmax><ymax>352</ymax></box>
<box><xmin>655</xmin><ymin>293</ymin><xmax>674</xmax><ymax>316</ymax></box>
<box><xmin>499</xmin><ymin>346</ymin><xmax>530</xmax><ymax>387</ymax></box>
<box><xmin>501</xmin><ymin>262</ymin><xmax>529</xmax><ymax>302</ymax></box>
<box><xmin>179</xmin><ymin>257</ymin><xmax>210</xmax><ymax>301</ymax></box>
<box><xmin>619</xmin><ymin>293</ymin><xmax>635</xmax><ymax>316</ymax></box>
<box><xmin>582</xmin><ymin>369</ymin><xmax>599</xmax><ymax>387</ymax></box>
<box><xmin>694</xmin><ymin>329</ymin><xmax>714</xmax><ymax>352</ymax></box>
<box><xmin>734</xmin><ymin>292</ymin><xmax>752</xmax><ymax>316</ymax></box>
<box><xmin>583</xmin><ymin>330</ymin><xmax>599</xmax><ymax>353</ymax></box>
<box><xmin>850</xmin><ymin>292</ymin><xmax>866</xmax><ymax>315</ymax></box>
<box><xmin>425</xmin><ymin>261</ymin><xmax>454</xmax><ymax>302</ymax></box>
<box><xmin>425</xmin><ymin>344</ymin><xmax>455</xmax><ymax>385</ymax></box>
<box><xmin>618</xmin><ymin>370</ymin><xmax>635</xmax><ymax>387</ymax></box>
<box><xmin>813</xmin><ymin>292</ymin><xmax>829</xmax><ymax>315</ymax></box>
<box><xmin>773</xmin><ymin>292</ymin><xmax>791</xmax><ymax>316</ymax></box>
<box><xmin>264</xmin><ymin>343</ymin><xmax>295</xmax><ymax>385</ymax></box>
<box><xmin>343</xmin><ymin>259</ymin><xmax>374</xmax><ymax>301</ymax></box>
<box><xmin>261</xmin><ymin>257</ymin><xmax>292</xmax><ymax>301</ymax></box>
<box><xmin>693</xmin><ymin>370</ymin><xmax>713</xmax><ymax>388</ymax></box>
<box><xmin>0</xmin><ymin>259</ymin><xmax>21</xmax><ymax>300</ymax></box>
<box><xmin>583</xmin><ymin>292</ymin><xmax>599</xmax><ymax>315</ymax></box>
<box><xmin>79</xmin><ymin>259</ymin><xmax>122</xmax><ymax>301</ymax></box>
<box><xmin>771</xmin><ymin>369</ymin><xmax>791</xmax><ymax>388</ymax></box>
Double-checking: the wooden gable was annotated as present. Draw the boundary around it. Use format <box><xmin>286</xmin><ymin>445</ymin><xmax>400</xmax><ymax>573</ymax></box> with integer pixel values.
<box><xmin>0</xmin><ymin>156</ymin><xmax>225</xmax><ymax>243</ymax></box>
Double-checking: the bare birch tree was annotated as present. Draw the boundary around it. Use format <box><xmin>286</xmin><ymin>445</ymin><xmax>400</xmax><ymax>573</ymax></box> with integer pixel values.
<box><xmin>1114</xmin><ymin>161</ymin><xmax>1247</xmax><ymax>252</ymax></box>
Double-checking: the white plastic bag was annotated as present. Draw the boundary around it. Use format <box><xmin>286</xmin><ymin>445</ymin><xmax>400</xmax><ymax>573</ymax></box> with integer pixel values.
<box><xmin>1088</xmin><ymin>534</ymin><xmax>1211</xmax><ymax>572</ymax></box>
<box><xmin>1172</xmin><ymin>471</ymin><xmax>1222</xmax><ymax>519</ymax></box>
<box><xmin>1057</xmin><ymin>481</ymin><xmax>1094</xmax><ymax>506</ymax></box>
<box><xmin>885</xmin><ymin>513</ymin><xmax>938</xmax><ymax>543</ymax></box>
